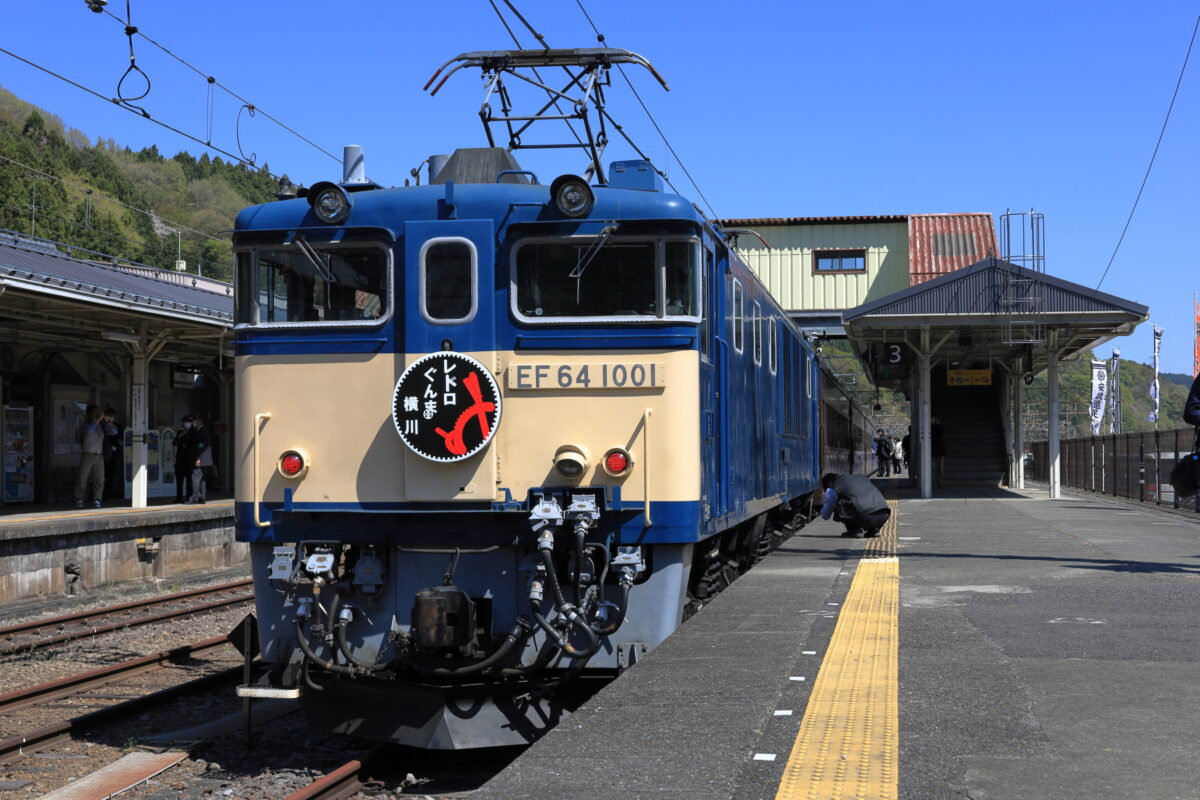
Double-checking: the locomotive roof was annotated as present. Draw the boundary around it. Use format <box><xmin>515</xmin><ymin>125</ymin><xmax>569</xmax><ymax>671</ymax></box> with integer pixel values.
<box><xmin>234</xmin><ymin>181</ymin><xmax>708</xmax><ymax>238</ymax></box>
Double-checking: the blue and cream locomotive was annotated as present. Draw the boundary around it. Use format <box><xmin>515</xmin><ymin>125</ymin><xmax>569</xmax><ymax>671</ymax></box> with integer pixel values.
<box><xmin>233</xmin><ymin>50</ymin><xmax>823</xmax><ymax>749</ymax></box>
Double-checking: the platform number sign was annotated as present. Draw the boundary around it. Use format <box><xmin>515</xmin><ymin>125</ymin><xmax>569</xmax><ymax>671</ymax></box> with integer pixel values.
<box><xmin>871</xmin><ymin>342</ymin><xmax>909</xmax><ymax>380</ymax></box>
<box><xmin>392</xmin><ymin>351</ymin><xmax>502</xmax><ymax>462</ymax></box>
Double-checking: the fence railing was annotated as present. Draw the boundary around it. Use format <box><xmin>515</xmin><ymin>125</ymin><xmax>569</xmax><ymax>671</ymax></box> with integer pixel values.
<box><xmin>1029</xmin><ymin>428</ymin><xmax>1199</xmax><ymax>511</ymax></box>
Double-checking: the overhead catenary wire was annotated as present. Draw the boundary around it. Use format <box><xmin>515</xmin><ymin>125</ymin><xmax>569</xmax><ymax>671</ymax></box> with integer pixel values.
<box><xmin>96</xmin><ymin>3</ymin><xmax>341</xmax><ymax>165</ymax></box>
<box><xmin>1088</xmin><ymin>14</ymin><xmax>1198</xmax><ymax>299</ymax></box>
<box><xmin>483</xmin><ymin>0</ymin><xmax>587</xmax><ymax>153</ymax></box>
<box><xmin>0</xmin><ymin>45</ymin><xmax>283</xmax><ymax>181</ymax></box>
<box><xmin>574</xmin><ymin>0</ymin><xmax>719</xmax><ymax>220</ymax></box>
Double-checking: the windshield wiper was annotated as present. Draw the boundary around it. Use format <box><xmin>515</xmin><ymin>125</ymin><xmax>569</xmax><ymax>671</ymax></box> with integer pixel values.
<box><xmin>567</xmin><ymin>225</ymin><xmax>617</xmax><ymax>279</ymax></box>
<box><xmin>292</xmin><ymin>234</ymin><xmax>335</xmax><ymax>282</ymax></box>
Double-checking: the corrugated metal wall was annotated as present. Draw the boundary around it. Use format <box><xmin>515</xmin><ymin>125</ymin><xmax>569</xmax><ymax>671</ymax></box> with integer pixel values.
<box><xmin>908</xmin><ymin>213</ymin><xmax>998</xmax><ymax>285</ymax></box>
<box><xmin>734</xmin><ymin>221</ymin><xmax>910</xmax><ymax>311</ymax></box>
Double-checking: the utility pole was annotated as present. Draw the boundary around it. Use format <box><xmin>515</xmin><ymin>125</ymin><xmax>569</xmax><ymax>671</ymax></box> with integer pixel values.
<box><xmin>29</xmin><ymin>186</ymin><xmax>35</xmax><ymax>237</ymax></box>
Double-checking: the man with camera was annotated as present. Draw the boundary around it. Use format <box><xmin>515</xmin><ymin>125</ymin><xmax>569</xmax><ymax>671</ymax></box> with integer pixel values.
<box><xmin>75</xmin><ymin>404</ymin><xmax>117</xmax><ymax>508</ymax></box>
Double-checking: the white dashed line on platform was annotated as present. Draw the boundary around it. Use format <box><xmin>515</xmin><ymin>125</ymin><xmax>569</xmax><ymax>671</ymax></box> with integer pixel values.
<box><xmin>774</xmin><ymin>710</ymin><xmax>794</xmax><ymax>716</ymax></box>
<box><xmin>754</xmin><ymin>753</ymin><xmax>777</xmax><ymax>761</ymax></box>
<box><xmin>802</xmin><ymin>650</ymin><xmax>817</xmax><ymax>655</ymax></box>
<box><xmin>789</xmin><ymin>676</ymin><xmax>806</xmax><ymax>681</ymax></box>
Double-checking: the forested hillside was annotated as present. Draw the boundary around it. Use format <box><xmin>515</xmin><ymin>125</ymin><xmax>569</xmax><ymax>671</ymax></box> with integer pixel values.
<box><xmin>0</xmin><ymin>86</ymin><xmax>278</xmax><ymax>281</ymax></box>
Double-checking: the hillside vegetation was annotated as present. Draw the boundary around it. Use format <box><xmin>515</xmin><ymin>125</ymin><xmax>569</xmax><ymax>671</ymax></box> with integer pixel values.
<box><xmin>0</xmin><ymin>86</ymin><xmax>278</xmax><ymax>281</ymax></box>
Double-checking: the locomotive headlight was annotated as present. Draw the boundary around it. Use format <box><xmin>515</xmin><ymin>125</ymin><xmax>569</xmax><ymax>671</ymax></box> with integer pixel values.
<box><xmin>601</xmin><ymin>447</ymin><xmax>633</xmax><ymax>477</ymax></box>
<box><xmin>549</xmin><ymin>174</ymin><xmax>594</xmax><ymax>218</ymax></box>
<box><xmin>307</xmin><ymin>181</ymin><xmax>351</xmax><ymax>224</ymax></box>
<box><xmin>553</xmin><ymin>444</ymin><xmax>591</xmax><ymax>480</ymax></box>
<box><xmin>277</xmin><ymin>448</ymin><xmax>310</xmax><ymax>479</ymax></box>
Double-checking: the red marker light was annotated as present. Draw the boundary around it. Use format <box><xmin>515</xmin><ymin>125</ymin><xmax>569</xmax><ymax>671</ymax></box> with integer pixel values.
<box><xmin>603</xmin><ymin>449</ymin><xmax>630</xmax><ymax>476</ymax></box>
<box><xmin>280</xmin><ymin>452</ymin><xmax>305</xmax><ymax>477</ymax></box>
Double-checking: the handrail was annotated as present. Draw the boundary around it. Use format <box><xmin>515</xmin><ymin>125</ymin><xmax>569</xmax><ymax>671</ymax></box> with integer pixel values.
<box><xmin>643</xmin><ymin>407</ymin><xmax>652</xmax><ymax>525</ymax></box>
<box><xmin>253</xmin><ymin>412</ymin><xmax>272</xmax><ymax>528</ymax></box>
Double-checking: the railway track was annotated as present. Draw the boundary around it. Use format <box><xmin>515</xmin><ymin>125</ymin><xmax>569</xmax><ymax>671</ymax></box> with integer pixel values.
<box><xmin>0</xmin><ymin>635</ymin><xmax>228</xmax><ymax>715</ymax></box>
<box><xmin>282</xmin><ymin>749</ymin><xmax>386</xmax><ymax>800</ymax></box>
<box><xmin>0</xmin><ymin>578</ymin><xmax>253</xmax><ymax>656</ymax></box>
<box><xmin>0</xmin><ymin>660</ymin><xmax>241</xmax><ymax>765</ymax></box>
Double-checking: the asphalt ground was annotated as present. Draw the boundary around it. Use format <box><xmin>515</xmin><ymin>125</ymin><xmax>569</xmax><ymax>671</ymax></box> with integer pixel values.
<box><xmin>472</xmin><ymin>484</ymin><xmax>1200</xmax><ymax>799</ymax></box>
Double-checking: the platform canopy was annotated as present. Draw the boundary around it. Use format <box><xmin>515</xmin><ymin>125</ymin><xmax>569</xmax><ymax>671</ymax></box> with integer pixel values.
<box><xmin>841</xmin><ymin>256</ymin><xmax>1148</xmax><ymax>501</ymax></box>
<box><xmin>842</xmin><ymin>256</ymin><xmax>1148</xmax><ymax>384</ymax></box>
<box><xmin>0</xmin><ymin>233</ymin><xmax>233</xmax><ymax>509</ymax></box>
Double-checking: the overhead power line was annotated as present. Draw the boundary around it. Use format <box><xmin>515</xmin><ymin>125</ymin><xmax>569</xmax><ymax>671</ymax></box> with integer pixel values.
<box><xmin>1091</xmin><ymin>14</ymin><xmax>1198</xmax><ymax>296</ymax></box>
<box><xmin>0</xmin><ymin>44</ymin><xmax>282</xmax><ymax>180</ymax></box>
<box><xmin>574</xmin><ymin>0</ymin><xmax>719</xmax><ymax>220</ymax></box>
<box><xmin>95</xmin><ymin>2</ymin><xmax>340</xmax><ymax>166</ymax></box>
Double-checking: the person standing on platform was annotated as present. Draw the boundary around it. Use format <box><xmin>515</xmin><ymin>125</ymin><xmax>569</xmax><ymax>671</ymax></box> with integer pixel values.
<box><xmin>818</xmin><ymin>472</ymin><xmax>891</xmax><ymax>538</ymax></box>
<box><xmin>931</xmin><ymin>416</ymin><xmax>946</xmax><ymax>489</ymax></box>
<box><xmin>891</xmin><ymin>435</ymin><xmax>903</xmax><ymax>476</ymax></box>
<box><xmin>872</xmin><ymin>429</ymin><xmax>892</xmax><ymax>477</ymax></box>
<box><xmin>174</xmin><ymin>415</ymin><xmax>195</xmax><ymax>503</ymax></box>
<box><xmin>75</xmin><ymin>404</ymin><xmax>116</xmax><ymax>508</ymax></box>
<box><xmin>187</xmin><ymin>413</ymin><xmax>213</xmax><ymax>504</ymax></box>
<box><xmin>102</xmin><ymin>408</ymin><xmax>124</xmax><ymax>500</ymax></box>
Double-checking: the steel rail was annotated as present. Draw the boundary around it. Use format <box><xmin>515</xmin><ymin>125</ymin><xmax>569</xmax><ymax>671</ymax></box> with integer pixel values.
<box><xmin>0</xmin><ymin>635</ymin><xmax>228</xmax><ymax>715</ymax></box>
<box><xmin>281</xmin><ymin>748</ymin><xmax>386</xmax><ymax>800</ymax></box>
<box><xmin>0</xmin><ymin>664</ymin><xmax>240</xmax><ymax>765</ymax></box>
<box><xmin>0</xmin><ymin>582</ymin><xmax>253</xmax><ymax>657</ymax></box>
<box><xmin>0</xmin><ymin>579</ymin><xmax>252</xmax><ymax>638</ymax></box>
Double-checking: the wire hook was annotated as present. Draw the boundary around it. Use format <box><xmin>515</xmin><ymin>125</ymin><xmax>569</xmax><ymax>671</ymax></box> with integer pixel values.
<box><xmin>235</xmin><ymin>103</ymin><xmax>257</xmax><ymax>166</ymax></box>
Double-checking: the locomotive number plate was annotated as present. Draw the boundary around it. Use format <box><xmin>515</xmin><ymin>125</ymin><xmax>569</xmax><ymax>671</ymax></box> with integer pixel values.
<box><xmin>507</xmin><ymin>362</ymin><xmax>666</xmax><ymax>391</ymax></box>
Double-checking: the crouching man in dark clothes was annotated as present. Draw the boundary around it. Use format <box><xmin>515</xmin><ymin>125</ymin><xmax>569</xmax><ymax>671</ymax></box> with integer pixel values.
<box><xmin>818</xmin><ymin>472</ymin><xmax>891</xmax><ymax>539</ymax></box>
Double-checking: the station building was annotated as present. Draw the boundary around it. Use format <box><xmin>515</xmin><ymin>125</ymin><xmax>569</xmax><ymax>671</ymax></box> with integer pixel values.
<box><xmin>721</xmin><ymin>212</ymin><xmax>1148</xmax><ymax>500</ymax></box>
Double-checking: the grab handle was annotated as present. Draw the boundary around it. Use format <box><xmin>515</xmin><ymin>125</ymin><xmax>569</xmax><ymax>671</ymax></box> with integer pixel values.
<box><xmin>643</xmin><ymin>407</ymin><xmax>652</xmax><ymax>525</ymax></box>
<box><xmin>253</xmin><ymin>412</ymin><xmax>272</xmax><ymax>528</ymax></box>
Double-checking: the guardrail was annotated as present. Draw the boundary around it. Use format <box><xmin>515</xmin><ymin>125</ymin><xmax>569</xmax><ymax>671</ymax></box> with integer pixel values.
<box><xmin>1029</xmin><ymin>428</ymin><xmax>1200</xmax><ymax>511</ymax></box>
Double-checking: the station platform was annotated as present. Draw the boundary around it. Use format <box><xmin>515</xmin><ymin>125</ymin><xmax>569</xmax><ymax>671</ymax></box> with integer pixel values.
<box><xmin>473</xmin><ymin>485</ymin><xmax>1200</xmax><ymax>800</ymax></box>
<box><xmin>0</xmin><ymin>496</ymin><xmax>241</xmax><ymax>605</ymax></box>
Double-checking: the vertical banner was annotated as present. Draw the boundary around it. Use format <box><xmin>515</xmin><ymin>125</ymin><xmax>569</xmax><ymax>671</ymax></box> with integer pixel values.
<box><xmin>1108</xmin><ymin>348</ymin><xmax>1121</xmax><ymax>434</ymax></box>
<box><xmin>1194</xmin><ymin>294</ymin><xmax>1199</xmax><ymax>378</ymax></box>
<box><xmin>1149</xmin><ymin>326</ymin><xmax>1163</xmax><ymax>424</ymax></box>
<box><xmin>1089</xmin><ymin>360</ymin><xmax>1108</xmax><ymax>436</ymax></box>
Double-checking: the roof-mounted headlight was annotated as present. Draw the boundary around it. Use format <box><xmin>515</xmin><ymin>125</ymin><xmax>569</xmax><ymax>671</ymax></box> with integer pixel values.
<box><xmin>549</xmin><ymin>174</ymin><xmax>594</xmax><ymax>218</ymax></box>
<box><xmin>307</xmin><ymin>181</ymin><xmax>352</xmax><ymax>225</ymax></box>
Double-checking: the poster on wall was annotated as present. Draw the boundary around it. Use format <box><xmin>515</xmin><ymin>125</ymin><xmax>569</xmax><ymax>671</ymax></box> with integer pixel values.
<box><xmin>52</xmin><ymin>400</ymin><xmax>88</xmax><ymax>454</ymax></box>
<box><xmin>123</xmin><ymin>427</ymin><xmax>176</xmax><ymax>497</ymax></box>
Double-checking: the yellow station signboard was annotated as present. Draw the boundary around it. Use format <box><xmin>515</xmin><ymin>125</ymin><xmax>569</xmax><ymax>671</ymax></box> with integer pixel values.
<box><xmin>947</xmin><ymin>369</ymin><xmax>992</xmax><ymax>386</ymax></box>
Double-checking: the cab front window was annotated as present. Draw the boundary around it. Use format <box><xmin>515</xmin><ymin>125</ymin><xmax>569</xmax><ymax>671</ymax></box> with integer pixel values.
<box><xmin>513</xmin><ymin>236</ymin><xmax>699</xmax><ymax>323</ymax></box>
<box><xmin>235</xmin><ymin>242</ymin><xmax>389</xmax><ymax>325</ymax></box>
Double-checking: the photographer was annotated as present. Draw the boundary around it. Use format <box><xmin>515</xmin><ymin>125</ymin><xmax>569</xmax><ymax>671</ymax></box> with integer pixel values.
<box><xmin>817</xmin><ymin>472</ymin><xmax>891</xmax><ymax>539</ymax></box>
<box><xmin>74</xmin><ymin>404</ymin><xmax>116</xmax><ymax>508</ymax></box>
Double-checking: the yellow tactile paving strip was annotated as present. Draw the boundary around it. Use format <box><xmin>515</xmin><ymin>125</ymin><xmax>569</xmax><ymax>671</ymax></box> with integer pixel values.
<box><xmin>776</xmin><ymin>500</ymin><xmax>899</xmax><ymax>800</ymax></box>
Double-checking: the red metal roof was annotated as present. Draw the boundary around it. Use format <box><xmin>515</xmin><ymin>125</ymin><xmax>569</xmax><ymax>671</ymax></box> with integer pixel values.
<box><xmin>907</xmin><ymin>213</ymin><xmax>998</xmax><ymax>286</ymax></box>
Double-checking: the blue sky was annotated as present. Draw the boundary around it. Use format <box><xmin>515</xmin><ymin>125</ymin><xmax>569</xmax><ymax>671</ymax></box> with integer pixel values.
<box><xmin>2</xmin><ymin>1</ymin><xmax>1197</xmax><ymax>372</ymax></box>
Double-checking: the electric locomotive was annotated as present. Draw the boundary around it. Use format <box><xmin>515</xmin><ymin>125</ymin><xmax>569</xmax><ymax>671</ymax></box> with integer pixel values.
<box><xmin>233</xmin><ymin>49</ymin><xmax>822</xmax><ymax>749</ymax></box>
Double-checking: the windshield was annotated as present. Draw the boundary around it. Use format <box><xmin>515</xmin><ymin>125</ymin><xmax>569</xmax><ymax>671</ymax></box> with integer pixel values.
<box><xmin>236</xmin><ymin>244</ymin><xmax>388</xmax><ymax>325</ymax></box>
<box><xmin>513</xmin><ymin>237</ymin><xmax>698</xmax><ymax>322</ymax></box>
